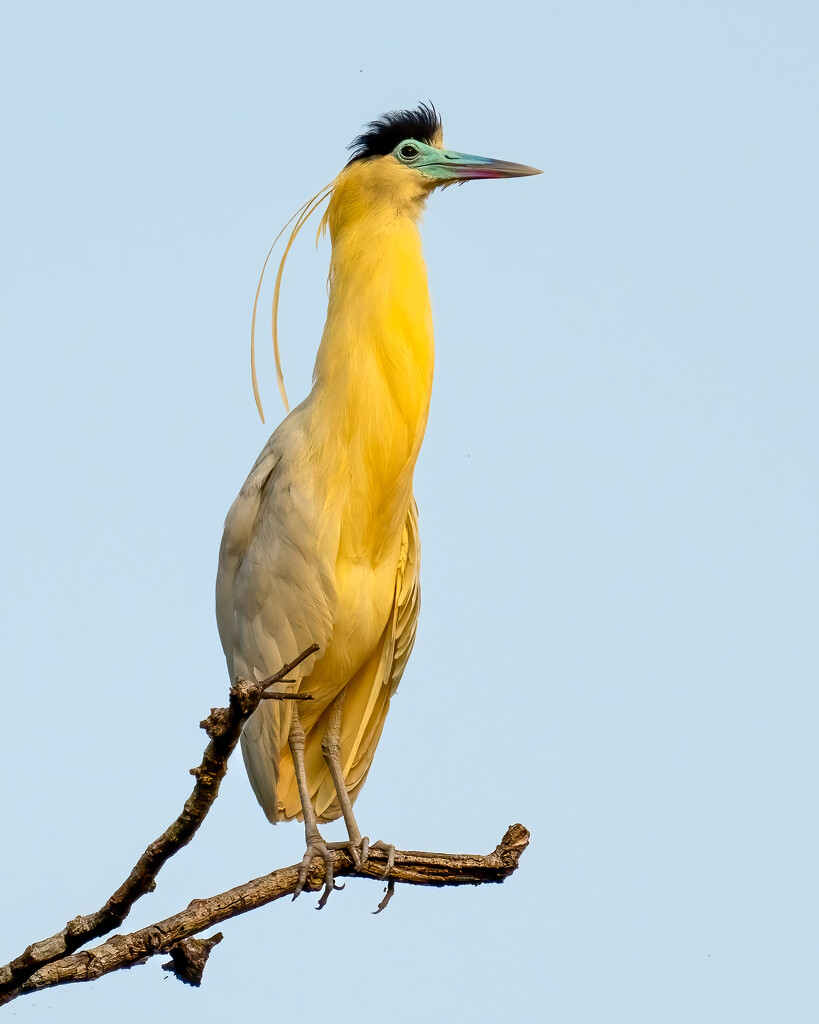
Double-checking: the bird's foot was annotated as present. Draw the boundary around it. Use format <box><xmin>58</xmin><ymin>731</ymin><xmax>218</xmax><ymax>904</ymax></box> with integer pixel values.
<box><xmin>330</xmin><ymin>836</ymin><xmax>396</xmax><ymax>913</ymax></box>
<box><xmin>294</xmin><ymin>837</ymin><xmax>344</xmax><ymax>910</ymax></box>
<box><xmin>338</xmin><ymin>835</ymin><xmax>369</xmax><ymax>870</ymax></box>
<box><xmin>336</xmin><ymin>837</ymin><xmax>394</xmax><ymax>876</ymax></box>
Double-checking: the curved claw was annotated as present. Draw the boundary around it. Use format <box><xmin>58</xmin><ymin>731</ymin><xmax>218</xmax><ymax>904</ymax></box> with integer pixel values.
<box><xmin>292</xmin><ymin>839</ymin><xmax>343</xmax><ymax>909</ymax></box>
<box><xmin>373</xmin><ymin>878</ymin><xmax>396</xmax><ymax>915</ymax></box>
<box><xmin>345</xmin><ymin>835</ymin><xmax>369</xmax><ymax>869</ymax></box>
<box><xmin>370</xmin><ymin>840</ymin><xmax>395</xmax><ymax>878</ymax></box>
<box><xmin>316</xmin><ymin>875</ymin><xmax>344</xmax><ymax>910</ymax></box>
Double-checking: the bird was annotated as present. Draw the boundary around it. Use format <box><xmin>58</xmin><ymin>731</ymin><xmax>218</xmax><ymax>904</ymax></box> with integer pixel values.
<box><xmin>216</xmin><ymin>103</ymin><xmax>540</xmax><ymax>906</ymax></box>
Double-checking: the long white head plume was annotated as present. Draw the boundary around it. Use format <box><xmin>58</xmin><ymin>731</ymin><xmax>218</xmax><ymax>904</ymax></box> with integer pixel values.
<box><xmin>251</xmin><ymin>179</ymin><xmax>337</xmax><ymax>423</ymax></box>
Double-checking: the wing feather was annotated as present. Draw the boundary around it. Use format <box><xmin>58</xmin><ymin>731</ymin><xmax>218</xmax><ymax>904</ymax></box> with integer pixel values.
<box><xmin>218</xmin><ymin>424</ymin><xmax>421</xmax><ymax>825</ymax></box>
<box><xmin>216</xmin><ymin>421</ymin><xmax>336</xmax><ymax>823</ymax></box>
<box><xmin>303</xmin><ymin>500</ymin><xmax>421</xmax><ymax>822</ymax></box>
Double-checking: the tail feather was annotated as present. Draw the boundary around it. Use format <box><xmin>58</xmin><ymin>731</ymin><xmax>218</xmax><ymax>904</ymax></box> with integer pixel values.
<box><xmin>242</xmin><ymin>502</ymin><xmax>421</xmax><ymax>825</ymax></box>
<box><xmin>271</xmin><ymin>622</ymin><xmax>395</xmax><ymax>823</ymax></box>
<box><xmin>240</xmin><ymin>699</ymin><xmax>293</xmax><ymax>824</ymax></box>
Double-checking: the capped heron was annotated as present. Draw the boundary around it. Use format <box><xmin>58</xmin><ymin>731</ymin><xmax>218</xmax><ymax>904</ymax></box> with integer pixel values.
<box><xmin>216</xmin><ymin>104</ymin><xmax>540</xmax><ymax>905</ymax></box>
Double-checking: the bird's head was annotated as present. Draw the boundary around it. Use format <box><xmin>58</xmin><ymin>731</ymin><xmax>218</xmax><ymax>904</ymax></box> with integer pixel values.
<box><xmin>251</xmin><ymin>103</ymin><xmax>540</xmax><ymax>421</ymax></box>
<box><xmin>333</xmin><ymin>102</ymin><xmax>541</xmax><ymax>217</ymax></box>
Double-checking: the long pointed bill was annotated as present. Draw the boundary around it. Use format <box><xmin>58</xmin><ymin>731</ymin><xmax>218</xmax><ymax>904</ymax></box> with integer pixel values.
<box><xmin>423</xmin><ymin>149</ymin><xmax>542</xmax><ymax>181</ymax></box>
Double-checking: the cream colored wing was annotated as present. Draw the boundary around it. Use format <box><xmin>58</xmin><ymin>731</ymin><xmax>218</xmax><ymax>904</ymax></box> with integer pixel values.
<box><xmin>275</xmin><ymin>499</ymin><xmax>421</xmax><ymax>823</ymax></box>
<box><xmin>215</xmin><ymin>442</ymin><xmax>280</xmax><ymax>680</ymax></box>
<box><xmin>215</xmin><ymin>421</ymin><xmax>336</xmax><ymax>823</ymax></box>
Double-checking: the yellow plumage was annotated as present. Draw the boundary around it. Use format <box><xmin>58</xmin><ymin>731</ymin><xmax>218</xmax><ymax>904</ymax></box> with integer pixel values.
<box><xmin>217</xmin><ymin>155</ymin><xmax>433</xmax><ymax>823</ymax></box>
<box><xmin>217</xmin><ymin>108</ymin><xmax>537</xmax><ymax>890</ymax></box>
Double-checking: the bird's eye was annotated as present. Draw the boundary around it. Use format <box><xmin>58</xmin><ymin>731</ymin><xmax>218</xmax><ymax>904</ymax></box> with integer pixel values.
<box><xmin>400</xmin><ymin>144</ymin><xmax>419</xmax><ymax>160</ymax></box>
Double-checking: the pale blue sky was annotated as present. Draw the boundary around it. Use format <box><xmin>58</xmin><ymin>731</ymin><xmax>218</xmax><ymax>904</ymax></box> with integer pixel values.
<box><xmin>2</xmin><ymin>2</ymin><xmax>817</xmax><ymax>1021</ymax></box>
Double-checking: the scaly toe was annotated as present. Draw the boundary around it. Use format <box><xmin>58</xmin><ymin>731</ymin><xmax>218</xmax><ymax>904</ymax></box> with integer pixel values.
<box><xmin>370</xmin><ymin>840</ymin><xmax>395</xmax><ymax>877</ymax></box>
<box><xmin>293</xmin><ymin>839</ymin><xmax>343</xmax><ymax>908</ymax></box>
<box><xmin>326</xmin><ymin>837</ymin><xmax>370</xmax><ymax>870</ymax></box>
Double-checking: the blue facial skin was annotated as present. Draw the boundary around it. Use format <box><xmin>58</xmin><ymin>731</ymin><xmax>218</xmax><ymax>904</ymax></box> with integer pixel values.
<box><xmin>390</xmin><ymin>139</ymin><xmax>541</xmax><ymax>181</ymax></box>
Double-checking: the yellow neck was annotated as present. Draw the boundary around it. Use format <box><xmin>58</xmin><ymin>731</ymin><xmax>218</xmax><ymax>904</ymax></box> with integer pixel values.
<box><xmin>304</xmin><ymin>162</ymin><xmax>435</xmax><ymax>559</ymax></box>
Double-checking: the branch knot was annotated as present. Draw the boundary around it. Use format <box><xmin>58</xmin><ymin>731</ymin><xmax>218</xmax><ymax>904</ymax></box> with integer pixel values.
<box><xmin>161</xmin><ymin>933</ymin><xmax>223</xmax><ymax>987</ymax></box>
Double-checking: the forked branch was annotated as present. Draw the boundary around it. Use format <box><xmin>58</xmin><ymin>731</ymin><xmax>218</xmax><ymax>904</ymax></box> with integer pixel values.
<box><xmin>0</xmin><ymin>645</ymin><xmax>318</xmax><ymax>1002</ymax></box>
<box><xmin>0</xmin><ymin>642</ymin><xmax>529</xmax><ymax>1007</ymax></box>
<box><xmin>6</xmin><ymin>826</ymin><xmax>529</xmax><ymax>1000</ymax></box>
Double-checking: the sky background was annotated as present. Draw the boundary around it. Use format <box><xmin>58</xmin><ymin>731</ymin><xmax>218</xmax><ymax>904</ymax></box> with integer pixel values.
<box><xmin>1</xmin><ymin>2</ymin><xmax>817</xmax><ymax>1021</ymax></box>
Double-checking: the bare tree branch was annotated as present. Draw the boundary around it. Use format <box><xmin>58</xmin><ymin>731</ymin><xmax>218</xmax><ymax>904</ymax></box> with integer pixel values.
<box><xmin>3</xmin><ymin>825</ymin><xmax>529</xmax><ymax>1004</ymax></box>
<box><xmin>0</xmin><ymin>644</ymin><xmax>319</xmax><ymax>1001</ymax></box>
<box><xmin>0</xmin><ymin>640</ymin><xmax>529</xmax><ymax>1008</ymax></box>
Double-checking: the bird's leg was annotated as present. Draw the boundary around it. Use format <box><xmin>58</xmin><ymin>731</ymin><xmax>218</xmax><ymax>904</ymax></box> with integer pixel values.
<box><xmin>288</xmin><ymin>701</ymin><xmax>343</xmax><ymax>909</ymax></box>
<box><xmin>321</xmin><ymin>692</ymin><xmax>364</xmax><ymax>865</ymax></box>
<box><xmin>321</xmin><ymin>692</ymin><xmax>395</xmax><ymax>877</ymax></box>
